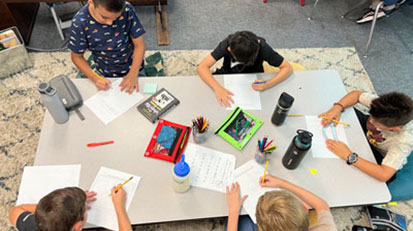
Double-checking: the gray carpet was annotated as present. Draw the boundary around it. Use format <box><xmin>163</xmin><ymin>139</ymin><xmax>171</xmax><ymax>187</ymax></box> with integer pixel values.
<box><xmin>28</xmin><ymin>0</ymin><xmax>413</xmax><ymax>98</ymax></box>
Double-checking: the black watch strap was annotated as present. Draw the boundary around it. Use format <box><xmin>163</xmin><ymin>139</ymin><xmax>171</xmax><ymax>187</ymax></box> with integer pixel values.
<box><xmin>347</xmin><ymin>153</ymin><xmax>358</xmax><ymax>165</ymax></box>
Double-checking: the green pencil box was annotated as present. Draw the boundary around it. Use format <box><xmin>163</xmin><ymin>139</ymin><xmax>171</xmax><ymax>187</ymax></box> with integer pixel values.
<box><xmin>214</xmin><ymin>107</ymin><xmax>263</xmax><ymax>150</ymax></box>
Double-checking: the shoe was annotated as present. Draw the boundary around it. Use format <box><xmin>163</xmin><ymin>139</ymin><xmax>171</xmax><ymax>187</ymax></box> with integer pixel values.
<box><xmin>356</xmin><ymin>8</ymin><xmax>386</xmax><ymax>24</ymax></box>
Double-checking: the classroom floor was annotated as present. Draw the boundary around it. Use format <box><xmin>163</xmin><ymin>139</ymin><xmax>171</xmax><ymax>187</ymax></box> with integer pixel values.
<box><xmin>28</xmin><ymin>0</ymin><xmax>412</xmax><ymax>98</ymax></box>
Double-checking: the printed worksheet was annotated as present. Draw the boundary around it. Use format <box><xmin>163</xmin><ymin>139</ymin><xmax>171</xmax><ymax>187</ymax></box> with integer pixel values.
<box><xmin>185</xmin><ymin>143</ymin><xmax>236</xmax><ymax>192</ymax></box>
<box><xmin>224</xmin><ymin>74</ymin><xmax>262</xmax><ymax>110</ymax></box>
<box><xmin>85</xmin><ymin>79</ymin><xmax>144</xmax><ymax>125</ymax></box>
<box><xmin>88</xmin><ymin>167</ymin><xmax>140</xmax><ymax>231</ymax></box>
<box><xmin>16</xmin><ymin>165</ymin><xmax>81</xmax><ymax>205</ymax></box>
<box><xmin>305</xmin><ymin>115</ymin><xmax>348</xmax><ymax>158</ymax></box>
<box><xmin>235</xmin><ymin>160</ymin><xmax>275</xmax><ymax>223</ymax></box>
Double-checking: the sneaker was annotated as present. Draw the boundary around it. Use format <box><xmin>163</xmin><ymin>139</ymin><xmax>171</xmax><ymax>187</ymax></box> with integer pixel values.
<box><xmin>356</xmin><ymin>8</ymin><xmax>386</xmax><ymax>24</ymax></box>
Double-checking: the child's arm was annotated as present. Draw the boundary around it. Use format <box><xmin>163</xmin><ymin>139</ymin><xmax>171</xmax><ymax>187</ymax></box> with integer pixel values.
<box><xmin>111</xmin><ymin>186</ymin><xmax>132</xmax><ymax>231</ymax></box>
<box><xmin>319</xmin><ymin>90</ymin><xmax>363</xmax><ymax>126</ymax></box>
<box><xmin>325</xmin><ymin>140</ymin><xmax>397</xmax><ymax>182</ymax></box>
<box><xmin>226</xmin><ymin>182</ymin><xmax>248</xmax><ymax>231</ymax></box>
<box><xmin>9</xmin><ymin>204</ymin><xmax>37</xmax><ymax>226</ymax></box>
<box><xmin>197</xmin><ymin>55</ymin><xmax>234</xmax><ymax>107</ymax></box>
<box><xmin>119</xmin><ymin>36</ymin><xmax>146</xmax><ymax>94</ymax></box>
<box><xmin>252</xmin><ymin>59</ymin><xmax>293</xmax><ymax>91</ymax></box>
<box><xmin>260</xmin><ymin>175</ymin><xmax>329</xmax><ymax>212</ymax></box>
<box><xmin>71</xmin><ymin>52</ymin><xmax>112</xmax><ymax>90</ymax></box>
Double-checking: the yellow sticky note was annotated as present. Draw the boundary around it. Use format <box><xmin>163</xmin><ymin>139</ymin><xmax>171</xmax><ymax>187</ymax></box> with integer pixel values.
<box><xmin>388</xmin><ymin>202</ymin><xmax>397</xmax><ymax>205</ymax></box>
<box><xmin>309</xmin><ymin>168</ymin><xmax>318</xmax><ymax>175</ymax></box>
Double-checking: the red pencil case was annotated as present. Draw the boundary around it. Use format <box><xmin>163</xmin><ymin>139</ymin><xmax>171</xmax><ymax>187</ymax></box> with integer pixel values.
<box><xmin>144</xmin><ymin>119</ymin><xmax>191</xmax><ymax>163</ymax></box>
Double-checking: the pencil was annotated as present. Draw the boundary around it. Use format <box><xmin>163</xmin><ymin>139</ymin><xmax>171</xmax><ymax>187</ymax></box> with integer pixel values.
<box><xmin>109</xmin><ymin>176</ymin><xmax>133</xmax><ymax>196</ymax></box>
<box><xmin>321</xmin><ymin>116</ymin><xmax>350</xmax><ymax>126</ymax></box>
<box><xmin>262</xmin><ymin>160</ymin><xmax>269</xmax><ymax>184</ymax></box>
<box><xmin>92</xmin><ymin>70</ymin><xmax>112</xmax><ymax>88</ymax></box>
<box><xmin>287</xmin><ymin>114</ymin><xmax>304</xmax><ymax>117</ymax></box>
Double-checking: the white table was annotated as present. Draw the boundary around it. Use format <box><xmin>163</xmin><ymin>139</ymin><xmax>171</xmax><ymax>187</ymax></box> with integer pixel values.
<box><xmin>34</xmin><ymin>70</ymin><xmax>390</xmax><ymax>226</ymax></box>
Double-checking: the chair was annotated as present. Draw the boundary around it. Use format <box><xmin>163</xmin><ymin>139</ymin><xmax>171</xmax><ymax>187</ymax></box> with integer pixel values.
<box><xmin>46</xmin><ymin>2</ymin><xmax>85</xmax><ymax>40</ymax></box>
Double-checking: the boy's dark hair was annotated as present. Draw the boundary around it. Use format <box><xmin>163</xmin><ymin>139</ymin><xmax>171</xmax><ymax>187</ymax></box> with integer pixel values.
<box><xmin>93</xmin><ymin>0</ymin><xmax>125</xmax><ymax>12</ymax></box>
<box><xmin>35</xmin><ymin>187</ymin><xmax>86</xmax><ymax>231</ymax></box>
<box><xmin>229</xmin><ymin>31</ymin><xmax>260</xmax><ymax>66</ymax></box>
<box><xmin>369</xmin><ymin>92</ymin><xmax>413</xmax><ymax>127</ymax></box>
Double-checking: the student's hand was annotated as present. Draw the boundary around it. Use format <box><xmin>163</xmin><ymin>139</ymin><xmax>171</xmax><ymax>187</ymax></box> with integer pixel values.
<box><xmin>111</xmin><ymin>185</ymin><xmax>127</xmax><ymax>209</ymax></box>
<box><xmin>226</xmin><ymin>182</ymin><xmax>248</xmax><ymax>214</ymax></box>
<box><xmin>251</xmin><ymin>80</ymin><xmax>269</xmax><ymax>91</ymax></box>
<box><xmin>95</xmin><ymin>77</ymin><xmax>112</xmax><ymax>90</ymax></box>
<box><xmin>325</xmin><ymin>140</ymin><xmax>353</xmax><ymax>160</ymax></box>
<box><xmin>259</xmin><ymin>174</ymin><xmax>285</xmax><ymax>188</ymax></box>
<box><xmin>215</xmin><ymin>87</ymin><xmax>235</xmax><ymax>107</ymax></box>
<box><xmin>120</xmin><ymin>73</ymin><xmax>139</xmax><ymax>94</ymax></box>
<box><xmin>84</xmin><ymin>190</ymin><xmax>97</xmax><ymax>209</ymax></box>
<box><xmin>318</xmin><ymin>106</ymin><xmax>342</xmax><ymax>127</ymax></box>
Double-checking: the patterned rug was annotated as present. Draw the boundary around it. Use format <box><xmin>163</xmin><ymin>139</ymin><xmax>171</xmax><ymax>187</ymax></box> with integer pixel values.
<box><xmin>1</xmin><ymin>48</ymin><xmax>412</xmax><ymax>231</ymax></box>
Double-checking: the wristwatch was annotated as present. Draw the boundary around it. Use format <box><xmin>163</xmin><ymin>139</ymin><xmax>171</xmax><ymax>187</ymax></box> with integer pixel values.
<box><xmin>347</xmin><ymin>153</ymin><xmax>359</xmax><ymax>165</ymax></box>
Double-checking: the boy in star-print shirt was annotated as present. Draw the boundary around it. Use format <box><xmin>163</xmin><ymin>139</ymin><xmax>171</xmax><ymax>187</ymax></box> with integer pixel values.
<box><xmin>69</xmin><ymin>0</ymin><xmax>146</xmax><ymax>94</ymax></box>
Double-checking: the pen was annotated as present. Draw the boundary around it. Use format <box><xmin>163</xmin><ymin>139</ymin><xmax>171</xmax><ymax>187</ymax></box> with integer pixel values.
<box><xmin>255</xmin><ymin>81</ymin><xmax>267</xmax><ymax>84</ymax></box>
<box><xmin>262</xmin><ymin>160</ymin><xmax>269</xmax><ymax>184</ymax></box>
<box><xmin>87</xmin><ymin>140</ymin><xmax>114</xmax><ymax>147</ymax></box>
<box><xmin>321</xmin><ymin>116</ymin><xmax>350</xmax><ymax>126</ymax></box>
<box><xmin>109</xmin><ymin>176</ymin><xmax>133</xmax><ymax>196</ymax></box>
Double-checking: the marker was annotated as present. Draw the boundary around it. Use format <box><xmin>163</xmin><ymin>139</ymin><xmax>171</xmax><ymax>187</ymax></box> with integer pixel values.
<box><xmin>87</xmin><ymin>140</ymin><xmax>114</xmax><ymax>147</ymax></box>
<box><xmin>321</xmin><ymin>116</ymin><xmax>350</xmax><ymax>126</ymax></box>
<box><xmin>287</xmin><ymin>114</ymin><xmax>304</xmax><ymax>117</ymax></box>
<box><xmin>109</xmin><ymin>176</ymin><xmax>133</xmax><ymax>196</ymax></box>
<box><xmin>262</xmin><ymin>160</ymin><xmax>269</xmax><ymax>184</ymax></box>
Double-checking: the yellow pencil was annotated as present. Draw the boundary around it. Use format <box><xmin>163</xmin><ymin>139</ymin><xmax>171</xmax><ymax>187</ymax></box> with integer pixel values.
<box><xmin>321</xmin><ymin>116</ymin><xmax>350</xmax><ymax>126</ymax></box>
<box><xmin>262</xmin><ymin>160</ymin><xmax>269</xmax><ymax>184</ymax></box>
<box><xmin>287</xmin><ymin>114</ymin><xmax>304</xmax><ymax>117</ymax></box>
<box><xmin>92</xmin><ymin>70</ymin><xmax>112</xmax><ymax>88</ymax></box>
<box><xmin>109</xmin><ymin>176</ymin><xmax>133</xmax><ymax>196</ymax></box>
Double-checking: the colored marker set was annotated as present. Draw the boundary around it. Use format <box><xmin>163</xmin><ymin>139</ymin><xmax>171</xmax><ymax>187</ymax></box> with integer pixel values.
<box><xmin>255</xmin><ymin>137</ymin><xmax>276</xmax><ymax>164</ymax></box>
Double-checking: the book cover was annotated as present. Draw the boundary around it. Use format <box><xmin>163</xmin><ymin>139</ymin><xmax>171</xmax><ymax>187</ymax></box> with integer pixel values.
<box><xmin>137</xmin><ymin>88</ymin><xmax>180</xmax><ymax>123</ymax></box>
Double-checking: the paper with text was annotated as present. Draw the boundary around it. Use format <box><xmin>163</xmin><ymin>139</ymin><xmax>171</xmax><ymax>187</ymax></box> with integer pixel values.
<box><xmin>235</xmin><ymin>160</ymin><xmax>275</xmax><ymax>223</ymax></box>
<box><xmin>185</xmin><ymin>143</ymin><xmax>236</xmax><ymax>192</ymax></box>
<box><xmin>224</xmin><ymin>74</ymin><xmax>262</xmax><ymax>110</ymax></box>
<box><xmin>88</xmin><ymin>167</ymin><xmax>140</xmax><ymax>231</ymax></box>
<box><xmin>305</xmin><ymin>115</ymin><xmax>348</xmax><ymax>158</ymax></box>
<box><xmin>16</xmin><ymin>165</ymin><xmax>81</xmax><ymax>205</ymax></box>
<box><xmin>85</xmin><ymin>79</ymin><xmax>144</xmax><ymax>125</ymax></box>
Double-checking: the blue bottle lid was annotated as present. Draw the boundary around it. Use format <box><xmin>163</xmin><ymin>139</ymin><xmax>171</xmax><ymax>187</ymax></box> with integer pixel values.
<box><xmin>174</xmin><ymin>154</ymin><xmax>190</xmax><ymax>177</ymax></box>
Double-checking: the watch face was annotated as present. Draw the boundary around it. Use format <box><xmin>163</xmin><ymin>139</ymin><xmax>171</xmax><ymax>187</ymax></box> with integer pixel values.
<box><xmin>348</xmin><ymin>153</ymin><xmax>358</xmax><ymax>164</ymax></box>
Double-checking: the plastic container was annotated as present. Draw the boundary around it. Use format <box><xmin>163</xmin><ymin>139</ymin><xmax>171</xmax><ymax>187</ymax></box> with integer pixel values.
<box><xmin>192</xmin><ymin>127</ymin><xmax>208</xmax><ymax>144</ymax></box>
<box><xmin>172</xmin><ymin>154</ymin><xmax>191</xmax><ymax>193</ymax></box>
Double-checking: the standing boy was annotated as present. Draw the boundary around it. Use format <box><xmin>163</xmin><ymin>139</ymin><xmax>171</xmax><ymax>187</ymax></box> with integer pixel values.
<box><xmin>69</xmin><ymin>0</ymin><xmax>146</xmax><ymax>94</ymax></box>
<box><xmin>319</xmin><ymin>91</ymin><xmax>413</xmax><ymax>182</ymax></box>
<box><xmin>197</xmin><ymin>31</ymin><xmax>293</xmax><ymax>107</ymax></box>
<box><xmin>226</xmin><ymin>175</ymin><xmax>337</xmax><ymax>231</ymax></box>
<box><xmin>9</xmin><ymin>186</ymin><xmax>132</xmax><ymax>231</ymax></box>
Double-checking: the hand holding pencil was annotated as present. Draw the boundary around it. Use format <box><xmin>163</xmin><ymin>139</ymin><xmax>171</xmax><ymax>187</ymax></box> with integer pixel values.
<box><xmin>318</xmin><ymin>106</ymin><xmax>343</xmax><ymax>127</ymax></box>
<box><xmin>92</xmin><ymin>70</ymin><xmax>112</xmax><ymax>90</ymax></box>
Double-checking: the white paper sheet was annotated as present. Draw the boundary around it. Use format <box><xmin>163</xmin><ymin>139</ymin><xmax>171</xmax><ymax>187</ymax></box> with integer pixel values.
<box><xmin>235</xmin><ymin>160</ymin><xmax>275</xmax><ymax>223</ymax></box>
<box><xmin>85</xmin><ymin>79</ymin><xmax>144</xmax><ymax>125</ymax></box>
<box><xmin>305</xmin><ymin>115</ymin><xmax>349</xmax><ymax>158</ymax></box>
<box><xmin>224</xmin><ymin>74</ymin><xmax>262</xmax><ymax>110</ymax></box>
<box><xmin>16</xmin><ymin>165</ymin><xmax>81</xmax><ymax>205</ymax></box>
<box><xmin>185</xmin><ymin>143</ymin><xmax>236</xmax><ymax>192</ymax></box>
<box><xmin>88</xmin><ymin>167</ymin><xmax>140</xmax><ymax>231</ymax></box>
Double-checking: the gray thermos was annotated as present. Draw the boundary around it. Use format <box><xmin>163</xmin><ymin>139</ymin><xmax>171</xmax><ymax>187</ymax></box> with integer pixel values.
<box><xmin>282</xmin><ymin>129</ymin><xmax>313</xmax><ymax>170</ymax></box>
<box><xmin>38</xmin><ymin>82</ymin><xmax>69</xmax><ymax>124</ymax></box>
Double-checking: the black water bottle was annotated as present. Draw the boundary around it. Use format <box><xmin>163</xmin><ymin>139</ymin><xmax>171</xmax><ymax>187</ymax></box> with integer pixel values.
<box><xmin>282</xmin><ymin>129</ymin><xmax>313</xmax><ymax>170</ymax></box>
<box><xmin>271</xmin><ymin>92</ymin><xmax>294</xmax><ymax>126</ymax></box>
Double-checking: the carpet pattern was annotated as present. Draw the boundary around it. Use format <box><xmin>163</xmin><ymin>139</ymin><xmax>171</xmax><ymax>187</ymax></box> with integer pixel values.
<box><xmin>0</xmin><ymin>47</ymin><xmax>412</xmax><ymax>231</ymax></box>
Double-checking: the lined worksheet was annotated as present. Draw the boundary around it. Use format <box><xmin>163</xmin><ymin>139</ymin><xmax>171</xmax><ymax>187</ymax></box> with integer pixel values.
<box><xmin>185</xmin><ymin>143</ymin><xmax>236</xmax><ymax>192</ymax></box>
<box><xmin>85</xmin><ymin>79</ymin><xmax>144</xmax><ymax>125</ymax></box>
<box><xmin>224</xmin><ymin>74</ymin><xmax>262</xmax><ymax>110</ymax></box>
<box><xmin>88</xmin><ymin>167</ymin><xmax>140</xmax><ymax>231</ymax></box>
<box><xmin>235</xmin><ymin>160</ymin><xmax>275</xmax><ymax>223</ymax></box>
<box><xmin>305</xmin><ymin>115</ymin><xmax>348</xmax><ymax>158</ymax></box>
<box><xmin>16</xmin><ymin>165</ymin><xmax>81</xmax><ymax>205</ymax></box>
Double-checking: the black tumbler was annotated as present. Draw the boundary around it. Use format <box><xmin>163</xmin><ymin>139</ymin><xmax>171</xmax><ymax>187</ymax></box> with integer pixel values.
<box><xmin>271</xmin><ymin>92</ymin><xmax>294</xmax><ymax>126</ymax></box>
<box><xmin>282</xmin><ymin>129</ymin><xmax>313</xmax><ymax>170</ymax></box>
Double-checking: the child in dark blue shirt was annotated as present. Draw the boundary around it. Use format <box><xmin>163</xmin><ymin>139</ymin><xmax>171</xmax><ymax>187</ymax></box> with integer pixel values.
<box><xmin>69</xmin><ymin>0</ymin><xmax>146</xmax><ymax>94</ymax></box>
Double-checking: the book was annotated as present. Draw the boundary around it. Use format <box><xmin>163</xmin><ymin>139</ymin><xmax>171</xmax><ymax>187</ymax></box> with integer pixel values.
<box><xmin>144</xmin><ymin>119</ymin><xmax>191</xmax><ymax>163</ymax></box>
<box><xmin>137</xmin><ymin>88</ymin><xmax>180</xmax><ymax>123</ymax></box>
<box><xmin>215</xmin><ymin>107</ymin><xmax>263</xmax><ymax>150</ymax></box>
